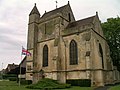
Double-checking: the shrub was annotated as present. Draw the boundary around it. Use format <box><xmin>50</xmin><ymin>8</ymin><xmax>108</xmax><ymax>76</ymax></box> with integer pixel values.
<box><xmin>66</xmin><ymin>79</ymin><xmax>91</xmax><ymax>87</ymax></box>
<box><xmin>20</xmin><ymin>79</ymin><xmax>32</xmax><ymax>85</ymax></box>
<box><xmin>26</xmin><ymin>78</ymin><xmax>71</xmax><ymax>89</ymax></box>
<box><xmin>3</xmin><ymin>74</ymin><xmax>17</xmax><ymax>80</ymax></box>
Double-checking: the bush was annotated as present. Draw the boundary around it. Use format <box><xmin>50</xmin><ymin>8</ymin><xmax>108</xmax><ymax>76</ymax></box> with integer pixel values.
<box><xmin>20</xmin><ymin>79</ymin><xmax>32</xmax><ymax>85</ymax></box>
<box><xmin>3</xmin><ymin>74</ymin><xmax>17</xmax><ymax>80</ymax></box>
<box><xmin>26</xmin><ymin>78</ymin><xmax>71</xmax><ymax>89</ymax></box>
<box><xmin>66</xmin><ymin>79</ymin><xmax>91</xmax><ymax>87</ymax></box>
<box><xmin>9</xmin><ymin>77</ymin><xmax>17</xmax><ymax>81</ymax></box>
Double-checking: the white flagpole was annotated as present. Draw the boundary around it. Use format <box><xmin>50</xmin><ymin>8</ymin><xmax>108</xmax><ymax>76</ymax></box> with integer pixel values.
<box><xmin>19</xmin><ymin>46</ymin><xmax>22</xmax><ymax>86</ymax></box>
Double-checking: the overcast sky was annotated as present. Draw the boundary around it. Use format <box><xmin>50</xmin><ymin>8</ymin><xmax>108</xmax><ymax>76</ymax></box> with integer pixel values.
<box><xmin>0</xmin><ymin>0</ymin><xmax>120</xmax><ymax>70</ymax></box>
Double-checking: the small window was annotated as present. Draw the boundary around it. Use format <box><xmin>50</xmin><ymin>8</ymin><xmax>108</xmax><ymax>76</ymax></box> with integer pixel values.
<box><xmin>68</xmin><ymin>13</ymin><xmax>71</xmax><ymax>22</ymax></box>
<box><xmin>61</xmin><ymin>18</ymin><xmax>64</xmax><ymax>25</ymax></box>
<box><xmin>27</xmin><ymin>65</ymin><xmax>32</xmax><ymax>70</ymax></box>
<box><xmin>45</xmin><ymin>23</ymin><xmax>46</xmax><ymax>34</ymax></box>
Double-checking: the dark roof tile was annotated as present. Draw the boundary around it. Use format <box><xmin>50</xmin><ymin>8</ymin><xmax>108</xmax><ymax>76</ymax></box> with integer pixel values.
<box><xmin>41</xmin><ymin>4</ymin><xmax>69</xmax><ymax>19</ymax></box>
<box><xmin>66</xmin><ymin>15</ymin><xmax>95</xmax><ymax>29</ymax></box>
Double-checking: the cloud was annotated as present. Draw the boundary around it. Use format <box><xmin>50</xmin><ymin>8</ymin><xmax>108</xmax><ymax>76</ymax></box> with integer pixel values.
<box><xmin>0</xmin><ymin>0</ymin><xmax>29</xmax><ymax>69</ymax></box>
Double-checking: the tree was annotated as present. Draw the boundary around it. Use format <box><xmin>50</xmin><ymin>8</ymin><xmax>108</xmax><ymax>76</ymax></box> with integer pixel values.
<box><xmin>102</xmin><ymin>17</ymin><xmax>120</xmax><ymax>70</ymax></box>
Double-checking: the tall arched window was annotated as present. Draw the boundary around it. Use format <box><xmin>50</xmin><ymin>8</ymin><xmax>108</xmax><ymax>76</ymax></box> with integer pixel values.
<box><xmin>99</xmin><ymin>44</ymin><xmax>104</xmax><ymax>68</ymax></box>
<box><xmin>69</xmin><ymin>40</ymin><xmax>78</xmax><ymax>65</ymax></box>
<box><xmin>43</xmin><ymin>45</ymin><xmax>48</xmax><ymax>67</ymax></box>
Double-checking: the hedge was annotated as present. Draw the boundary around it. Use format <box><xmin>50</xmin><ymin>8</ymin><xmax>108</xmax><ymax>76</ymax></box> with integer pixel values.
<box><xmin>9</xmin><ymin>77</ymin><xmax>17</xmax><ymax>81</ymax></box>
<box><xmin>66</xmin><ymin>79</ymin><xmax>91</xmax><ymax>87</ymax></box>
<box><xmin>2</xmin><ymin>74</ymin><xmax>17</xmax><ymax>80</ymax></box>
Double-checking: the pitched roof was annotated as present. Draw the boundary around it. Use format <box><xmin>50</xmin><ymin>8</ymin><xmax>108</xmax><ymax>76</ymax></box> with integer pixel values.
<box><xmin>29</xmin><ymin>3</ymin><xmax>40</xmax><ymax>16</ymax></box>
<box><xmin>41</xmin><ymin>3</ymin><xmax>69</xmax><ymax>19</ymax></box>
<box><xmin>19</xmin><ymin>56</ymin><xmax>26</xmax><ymax>66</ymax></box>
<box><xmin>66</xmin><ymin>15</ymin><xmax>95</xmax><ymax>29</ymax></box>
<box><xmin>7</xmin><ymin>63</ymin><xmax>18</xmax><ymax>67</ymax></box>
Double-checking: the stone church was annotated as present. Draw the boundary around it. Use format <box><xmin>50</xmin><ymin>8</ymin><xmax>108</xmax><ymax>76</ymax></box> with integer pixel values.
<box><xmin>26</xmin><ymin>2</ymin><xmax>120</xmax><ymax>86</ymax></box>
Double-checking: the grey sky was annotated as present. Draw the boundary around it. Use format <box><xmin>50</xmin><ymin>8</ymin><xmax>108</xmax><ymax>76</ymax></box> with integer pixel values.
<box><xmin>0</xmin><ymin>0</ymin><xmax>120</xmax><ymax>70</ymax></box>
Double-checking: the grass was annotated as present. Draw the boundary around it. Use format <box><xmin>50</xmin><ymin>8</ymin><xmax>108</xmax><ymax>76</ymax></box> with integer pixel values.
<box><xmin>0</xmin><ymin>80</ymin><xmax>30</xmax><ymax>90</ymax></box>
<box><xmin>0</xmin><ymin>80</ymin><xmax>93</xmax><ymax>90</ymax></box>
<box><xmin>108</xmin><ymin>85</ymin><xmax>120</xmax><ymax>90</ymax></box>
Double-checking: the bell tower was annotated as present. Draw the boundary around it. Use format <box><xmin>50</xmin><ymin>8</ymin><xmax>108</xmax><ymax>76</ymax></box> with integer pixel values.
<box><xmin>26</xmin><ymin>3</ymin><xmax>40</xmax><ymax>81</ymax></box>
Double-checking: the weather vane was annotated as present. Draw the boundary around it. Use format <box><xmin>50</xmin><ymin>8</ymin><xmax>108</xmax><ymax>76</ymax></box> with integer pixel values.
<box><xmin>55</xmin><ymin>1</ymin><xmax>58</xmax><ymax>9</ymax></box>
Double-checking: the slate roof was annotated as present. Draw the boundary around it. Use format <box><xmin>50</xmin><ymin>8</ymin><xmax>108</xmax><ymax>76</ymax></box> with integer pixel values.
<box><xmin>6</xmin><ymin>63</ymin><xmax>19</xmax><ymax>72</ymax></box>
<box><xmin>66</xmin><ymin>15</ymin><xmax>96</xmax><ymax>29</ymax></box>
<box><xmin>29</xmin><ymin>3</ymin><xmax>40</xmax><ymax>15</ymax></box>
<box><xmin>19</xmin><ymin>56</ymin><xmax>26</xmax><ymax>67</ymax></box>
<box><xmin>41</xmin><ymin>4</ymin><xmax>69</xmax><ymax>19</ymax></box>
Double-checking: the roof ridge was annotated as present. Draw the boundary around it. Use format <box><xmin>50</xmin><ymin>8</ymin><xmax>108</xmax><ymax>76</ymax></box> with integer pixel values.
<box><xmin>41</xmin><ymin>3</ymin><xmax>69</xmax><ymax>18</ymax></box>
<box><xmin>75</xmin><ymin>15</ymin><xmax>96</xmax><ymax>23</ymax></box>
<box><xmin>66</xmin><ymin>15</ymin><xmax>96</xmax><ymax>29</ymax></box>
<box><xmin>46</xmin><ymin>4</ymin><xmax>67</xmax><ymax>13</ymax></box>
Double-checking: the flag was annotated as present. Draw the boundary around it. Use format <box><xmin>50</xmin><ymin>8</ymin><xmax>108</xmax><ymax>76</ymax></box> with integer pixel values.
<box><xmin>22</xmin><ymin>47</ymin><xmax>31</xmax><ymax>56</ymax></box>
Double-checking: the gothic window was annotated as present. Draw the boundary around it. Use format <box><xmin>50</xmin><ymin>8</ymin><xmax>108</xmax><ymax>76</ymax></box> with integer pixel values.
<box><xmin>69</xmin><ymin>40</ymin><xmax>78</xmax><ymax>65</ymax></box>
<box><xmin>43</xmin><ymin>45</ymin><xmax>48</xmax><ymax>67</ymax></box>
<box><xmin>99</xmin><ymin>44</ymin><xmax>104</xmax><ymax>68</ymax></box>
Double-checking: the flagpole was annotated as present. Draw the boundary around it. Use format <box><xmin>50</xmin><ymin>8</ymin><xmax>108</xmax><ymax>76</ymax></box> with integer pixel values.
<box><xmin>19</xmin><ymin>46</ymin><xmax>22</xmax><ymax>86</ymax></box>
<box><xmin>19</xmin><ymin>46</ymin><xmax>31</xmax><ymax>86</ymax></box>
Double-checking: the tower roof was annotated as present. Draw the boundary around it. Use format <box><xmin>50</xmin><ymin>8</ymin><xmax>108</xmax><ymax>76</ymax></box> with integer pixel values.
<box><xmin>29</xmin><ymin>3</ymin><xmax>40</xmax><ymax>16</ymax></box>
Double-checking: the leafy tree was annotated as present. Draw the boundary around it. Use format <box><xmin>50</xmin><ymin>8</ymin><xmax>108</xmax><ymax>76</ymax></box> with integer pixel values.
<box><xmin>102</xmin><ymin>17</ymin><xmax>120</xmax><ymax>70</ymax></box>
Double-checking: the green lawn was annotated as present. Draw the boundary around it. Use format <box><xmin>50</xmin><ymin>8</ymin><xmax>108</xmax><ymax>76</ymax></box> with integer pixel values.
<box><xmin>0</xmin><ymin>81</ymin><xmax>30</xmax><ymax>90</ymax></box>
<box><xmin>108</xmin><ymin>85</ymin><xmax>120</xmax><ymax>90</ymax></box>
<box><xmin>0</xmin><ymin>80</ymin><xmax>93</xmax><ymax>90</ymax></box>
